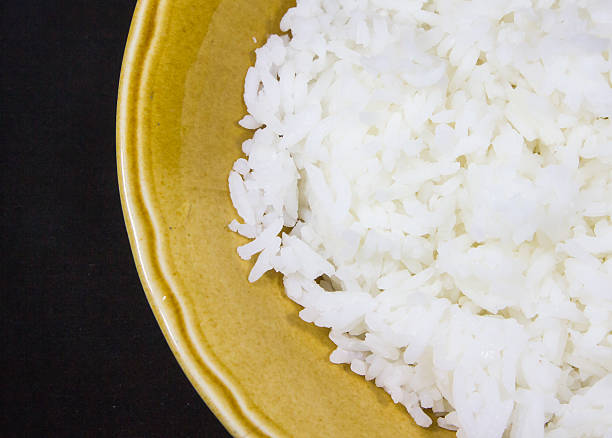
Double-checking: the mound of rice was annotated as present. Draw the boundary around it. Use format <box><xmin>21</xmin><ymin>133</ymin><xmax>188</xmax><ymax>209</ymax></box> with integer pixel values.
<box><xmin>228</xmin><ymin>0</ymin><xmax>612</xmax><ymax>436</ymax></box>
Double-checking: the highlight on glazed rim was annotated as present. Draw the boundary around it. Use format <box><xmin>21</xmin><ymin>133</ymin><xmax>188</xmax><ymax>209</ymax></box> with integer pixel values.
<box><xmin>227</xmin><ymin>0</ymin><xmax>612</xmax><ymax>436</ymax></box>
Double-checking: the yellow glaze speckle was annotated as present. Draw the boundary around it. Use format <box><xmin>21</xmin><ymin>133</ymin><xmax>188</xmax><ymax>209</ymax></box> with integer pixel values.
<box><xmin>117</xmin><ymin>1</ymin><xmax>455</xmax><ymax>436</ymax></box>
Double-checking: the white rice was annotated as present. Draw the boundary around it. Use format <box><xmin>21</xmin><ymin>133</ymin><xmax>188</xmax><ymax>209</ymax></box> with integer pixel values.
<box><xmin>228</xmin><ymin>1</ymin><xmax>612</xmax><ymax>436</ymax></box>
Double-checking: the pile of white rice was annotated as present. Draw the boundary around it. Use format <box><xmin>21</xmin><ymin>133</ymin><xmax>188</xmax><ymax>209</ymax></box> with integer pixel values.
<box><xmin>227</xmin><ymin>0</ymin><xmax>612</xmax><ymax>436</ymax></box>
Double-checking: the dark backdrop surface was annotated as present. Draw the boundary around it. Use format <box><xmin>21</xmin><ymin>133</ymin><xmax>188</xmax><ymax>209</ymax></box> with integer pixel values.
<box><xmin>2</xmin><ymin>1</ymin><xmax>232</xmax><ymax>436</ymax></box>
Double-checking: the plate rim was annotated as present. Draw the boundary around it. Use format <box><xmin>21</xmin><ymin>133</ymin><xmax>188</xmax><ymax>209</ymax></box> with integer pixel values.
<box><xmin>116</xmin><ymin>1</ymin><xmax>269</xmax><ymax>436</ymax></box>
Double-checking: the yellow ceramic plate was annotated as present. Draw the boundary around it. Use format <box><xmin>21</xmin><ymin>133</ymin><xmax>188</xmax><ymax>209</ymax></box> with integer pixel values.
<box><xmin>117</xmin><ymin>1</ymin><xmax>453</xmax><ymax>436</ymax></box>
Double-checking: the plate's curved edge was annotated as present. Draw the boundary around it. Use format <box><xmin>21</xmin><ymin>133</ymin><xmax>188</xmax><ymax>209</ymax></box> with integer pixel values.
<box><xmin>116</xmin><ymin>2</ymin><xmax>273</xmax><ymax>437</ymax></box>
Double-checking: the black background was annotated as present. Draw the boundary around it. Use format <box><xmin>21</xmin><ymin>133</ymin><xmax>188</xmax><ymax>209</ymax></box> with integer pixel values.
<box><xmin>3</xmin><ymin>1</ymin><xmax>232</xmax><ymax>436</ymax></box>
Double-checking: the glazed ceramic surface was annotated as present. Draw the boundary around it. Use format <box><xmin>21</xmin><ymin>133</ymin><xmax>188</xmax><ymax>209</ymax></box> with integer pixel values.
<box><xmin>117</xmin><ymin>1</ymin><xmax>454</xmax><ymax>436</ymax></box>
